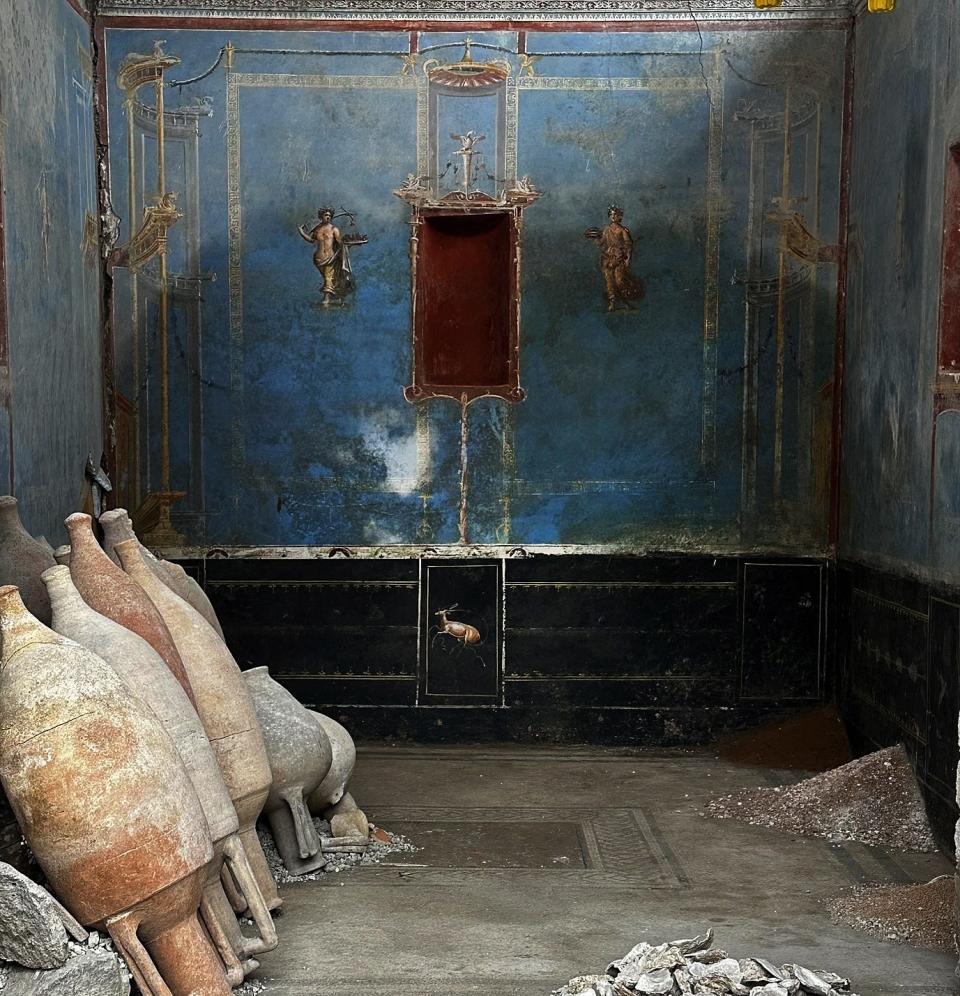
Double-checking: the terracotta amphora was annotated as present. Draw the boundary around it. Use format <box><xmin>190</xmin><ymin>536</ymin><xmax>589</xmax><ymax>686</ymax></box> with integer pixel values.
<box><xmin>34</xmin><ymin>535</ymin><xmax>56</xmax><ymax>558</ymax></box>
<box><xmin>0</xmin><ymin>497</ymin><xmax>56</xmax><ymax>624</ymax></box>
<box><xmin>114</xmin><ymin>538</ymin><xmax>282</xmax><ymax>913</ymax></box>
<box><xmin>161</xmin><ymin>560</ymin><xmax>226</xmax><ymax>641</ymax></box>
<box><xmin>65</xmin><ymin>513</ymin><xmax>195</xmax><ymax>703</ymax></box>
<box><xmin>307</xmin><ymin>711</ymin><xmax>358</xmax><ymax>815</ymax></box>
<box><xmin>99</xmin><ymin>510</ymin><xmax>226</xmax><ymax>640</ymax></box>
<box><xmin>100</xmin><ymin>508</ymin><xmax>171</xmax><ymax>577</ymax></box>
<box><xmin>244</xmin><ymin>668</ymin><xmax>332</xmax><ymax>874</ymax></box>
<box><xmin>0</xmin><ymin>586</ymin><xmax>231</xmax><ymax>996</ymax></box>
<box><xmin>42</xmin><ymin>566</ymin><xmax>278</xmax><ymax>979</ymax></box>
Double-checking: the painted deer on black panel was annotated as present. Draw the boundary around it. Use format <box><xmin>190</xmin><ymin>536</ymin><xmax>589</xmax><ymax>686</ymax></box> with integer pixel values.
<box><xmin>432</xmin><ymin>605</ymin><xmax>485</xmax><ymax>666</ymax></box>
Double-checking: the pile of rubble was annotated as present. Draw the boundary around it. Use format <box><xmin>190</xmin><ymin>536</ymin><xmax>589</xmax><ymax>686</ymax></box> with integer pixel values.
<box><xmin>706</xmin><ymin>746</ymin><xmax>937</xmax><ymax>852</ymax></box>
<box><xmin>552</xmin><ymin>930</ymin><xmax>859</xmax><ymax>996</ymax></box>
<box><xmin>258</xmin><ymin>818</ymin><xmax>417</xmax><ymax>883</ymax></box>
<box><xmin>0</xmin><ymin>862</ymin><xmax>130</xmax><ymax>995</ymax></box>
<box><xmin>829</xmin><ymin>875</ymin><xmax>955</xmax><ymax>952</ymax></box>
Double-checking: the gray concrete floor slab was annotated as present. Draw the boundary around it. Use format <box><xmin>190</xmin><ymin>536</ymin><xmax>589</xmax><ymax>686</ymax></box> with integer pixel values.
<box><xmin>251</xmin><ymin>746</ymin><xmax>957</xmax><ymax>996</ymax></box>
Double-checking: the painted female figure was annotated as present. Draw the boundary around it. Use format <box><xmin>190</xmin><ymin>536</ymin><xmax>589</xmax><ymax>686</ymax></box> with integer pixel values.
<box><xmin>299</xmin><ymin>208</ymin><xmax>345</xmax><ymax>306</ymax></box>
<box><xmin>585</xmin><ymin>205</ymin><xmax>645</xmax><ymax>312</ymax></box>
<box><xmin>298</xmin><ymin>208</ymin><xmax>368</xmax><ymax>307</ymax></box>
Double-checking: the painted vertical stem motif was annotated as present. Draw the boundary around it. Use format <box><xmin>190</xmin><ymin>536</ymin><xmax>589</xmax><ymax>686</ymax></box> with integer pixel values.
<box><xmin>125</xmin><ymin>92</ymin><xmax>140</xmax><ymax>506</ymax></box>
<box><xmin>459</xmin><ymin>393</ymin><xmax>470</xmax><ymax>544</ymax></box>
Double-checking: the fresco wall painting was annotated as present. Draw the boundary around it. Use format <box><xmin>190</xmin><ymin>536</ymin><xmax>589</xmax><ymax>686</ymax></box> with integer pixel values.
<box><xmin>111</xmin><ymin>44</ymin><xmax>191</xmax><ymax>545</ymax></box>
<box><xmin>738</xmin><ymin>68</ymin><xmax>841</xmax><ymax>532</ymax></box>
<box><xmin>833</xmin><ymin>0</ymin><xmax>960</xmax><ymax>849</ymax></box>
<box><xmin>0</xmin><ymin>0</ymin><xmax>103</xmax><ymax>543</ymax></box>
<box><xmin>839</xmin><ymin>0</ymin><xmax>960</xmax><ymax>584</ymax></box>
<box><xmin>0</xmin><ymin>85</ymin><xmax>12</xmax><ymax>497</ymax></box>
<box><xmin>931</xmin><ymin>140</ymin><xmax>960</xmax><ymax>576</ymax></box>
<box><xmin>102</xmin><ymin>25</ymin><xmax>847</xmax><ymax>554</ymax></box>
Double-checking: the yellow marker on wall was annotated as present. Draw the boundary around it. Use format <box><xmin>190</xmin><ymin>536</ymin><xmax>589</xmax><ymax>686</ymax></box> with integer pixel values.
<box><xmin>754</xmin><ymin>0</ymin><xmax>783</xmax><ymax>7</ymax></box>
<box><xmin>867</xmin><ymin>0</ymin><xmax>896</xmax><ymax>10</ymax></box>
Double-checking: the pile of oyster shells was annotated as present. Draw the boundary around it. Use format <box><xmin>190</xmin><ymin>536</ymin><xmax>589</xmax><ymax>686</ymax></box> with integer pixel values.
<box><xmin>552</xmin><ymin>931</ymin><xmax>858</xmax><ymax>996</ymax></box>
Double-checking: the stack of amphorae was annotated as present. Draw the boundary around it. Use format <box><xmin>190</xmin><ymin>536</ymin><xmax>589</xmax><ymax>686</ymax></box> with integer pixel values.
<box><xmin>0</xmin><ymin>497</ymin><xmax>365</xmax><ymax>995</ymax></box>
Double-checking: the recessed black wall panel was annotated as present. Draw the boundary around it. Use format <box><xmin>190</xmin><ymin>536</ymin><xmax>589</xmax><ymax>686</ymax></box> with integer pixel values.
<box><xmin>208</xmin><ymin>581</ymin><xmax>418</xmax><ymax>629</ymax></box>
<box><xmin>281</xmin><ymin>677</ymin><xmax>418</xmax><ymax>708</ymax></box>
<box><xmin>505</xmin><ymin>556</ymin><xmax>739</xmax><ymax>585</ymax></box>
<box><xmin>740</xmin><ymin>562</ymin><xmax>824</xmax><ymax>700</ymax></box>
<box><xmin>420</xmin><ymin>560</ymin><xmax>501</xmax><ymax>704</ymax></box>
<box><xmin>229</xmin><ymin>624</ymin><xmax>417</xmax><ymax>675</ymax></box>
<box><xmin>504</xmin><ymin>677</ymin><xmax>737</xmax><ymax>710</ymax></box>
<box><xmin>203</xmin><ymin>558</ymin><xmax>418</xmax><ymax>583</ymax></box>
<box><xmin>505</xmin><ymin>628</ymin><xmax>737</xmax><ymax>678</ymax></box>
<box><xmin>506</xmin><ymin>583</ymin><xmax>737</xmax><ymax>631</ymax></box>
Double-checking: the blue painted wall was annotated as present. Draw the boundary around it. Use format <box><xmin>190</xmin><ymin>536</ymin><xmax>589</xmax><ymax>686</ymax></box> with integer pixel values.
<box><xmin>840</xmin><ymin>0</ymin><xmax>960</xmax><ymax>585</ymax></box>
<box><xmin>104</xmin><ymin>24</ymin><xmax>847</xmax><ymax>551</ymax></box>
<box><xmin>837</xmin><ymin>2</ymin><xmax>960</xmax><ymax>847</ymax></box>
<box><xmin>0</xmin><ymin>0</ymin><xmax>102</xmax><ymax>543</ymax></box>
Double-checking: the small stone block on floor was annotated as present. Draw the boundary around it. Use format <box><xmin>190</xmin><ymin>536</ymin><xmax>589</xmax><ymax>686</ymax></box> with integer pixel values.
<box><xmin>0</xmin><ymin>860</ymin><xmax>79</xmax><ymax>969</ymax></box>
<box><xmin>4</xmin><ymin>948</ymin><xmax>130</xmax><ymax>996</ymax></box>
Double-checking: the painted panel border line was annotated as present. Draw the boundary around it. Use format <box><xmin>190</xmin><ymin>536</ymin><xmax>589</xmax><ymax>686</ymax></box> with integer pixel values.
<box><xmin>164</xmin><ymin>545</ymin><xmax>831</xmax><ymax>559</ymax></box>
<box><xmin>99</xmin><ymin>0</ymin><xmax>855</xmax><ymax>21</ymax></box>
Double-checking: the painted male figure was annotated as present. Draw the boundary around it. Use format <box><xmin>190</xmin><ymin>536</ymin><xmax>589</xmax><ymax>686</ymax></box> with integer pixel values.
<box><xmin>585</xmin><ymin>205</ymin><xmax>645</xmax><ymax>312</ymax></box>
<box><xmin>299</xmin><ymin>208</ymin><xmax>343</xmax><ymax>305</ymax></box>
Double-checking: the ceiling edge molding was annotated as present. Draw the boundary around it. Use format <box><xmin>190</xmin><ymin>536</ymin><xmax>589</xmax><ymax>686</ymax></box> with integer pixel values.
<box><xmin>95</xmin><ymin>0</ymin><xmax>855</xmax><ymax>23</ymax></box>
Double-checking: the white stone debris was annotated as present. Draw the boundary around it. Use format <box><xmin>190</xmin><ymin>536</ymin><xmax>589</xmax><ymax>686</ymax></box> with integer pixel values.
<box><xmin>234</xmin><ymin>979</ymin><xmax>267</xmax><ymax>995</ymax></box>
<box><xmin>258</xmin><ymin>817</ymin><xmax>417</xmax><ymax>883</ymax></box>
<box><xmin>0</xmin><ymin>862</ymin><xmax>128</xmax><ymax>994</ymax></box>
<box><xmin>4</xmin><ymin>935</ymin><xmax>130</xmax><ymax>996</ymax></box>
<box><xmin>552</xmin><ymin>931</ymin><xmax>858</xmax><ymax>996</ymax></box>
<box><xmin>0</xmin><ymin>860</ymin><xmax>86</xmax><ymax>970</ymax></box>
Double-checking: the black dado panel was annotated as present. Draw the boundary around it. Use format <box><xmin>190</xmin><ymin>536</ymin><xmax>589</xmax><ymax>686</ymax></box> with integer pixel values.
<box><xmin>927</xmin><ymin>598</ymin><xmax>960</xmax><ymax>804</ymax></box>
<box><xmin>837</xmin><ymin>561</ymin><xmax>960</xmax><ymax>854</ymax></box>
<box><xmin>740</xmin><ymin>562</ymin><xmax>825</xmax><ymax>700</ymax></box>
<box><xmin>180</xmin><ymin>553</ymin><xmax>830</xmax><ymax>747</ymax></box>
<box><xmin>201</xmin><ymin>558</ymin><xmax>419</xmax><ymax>678</ymax></box>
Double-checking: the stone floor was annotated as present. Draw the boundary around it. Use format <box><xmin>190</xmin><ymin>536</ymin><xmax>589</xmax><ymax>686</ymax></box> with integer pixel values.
<box><xmin>252</xmin><ymin>746</ymin><xmax>957</xmax><ymax>996</ymax></box>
